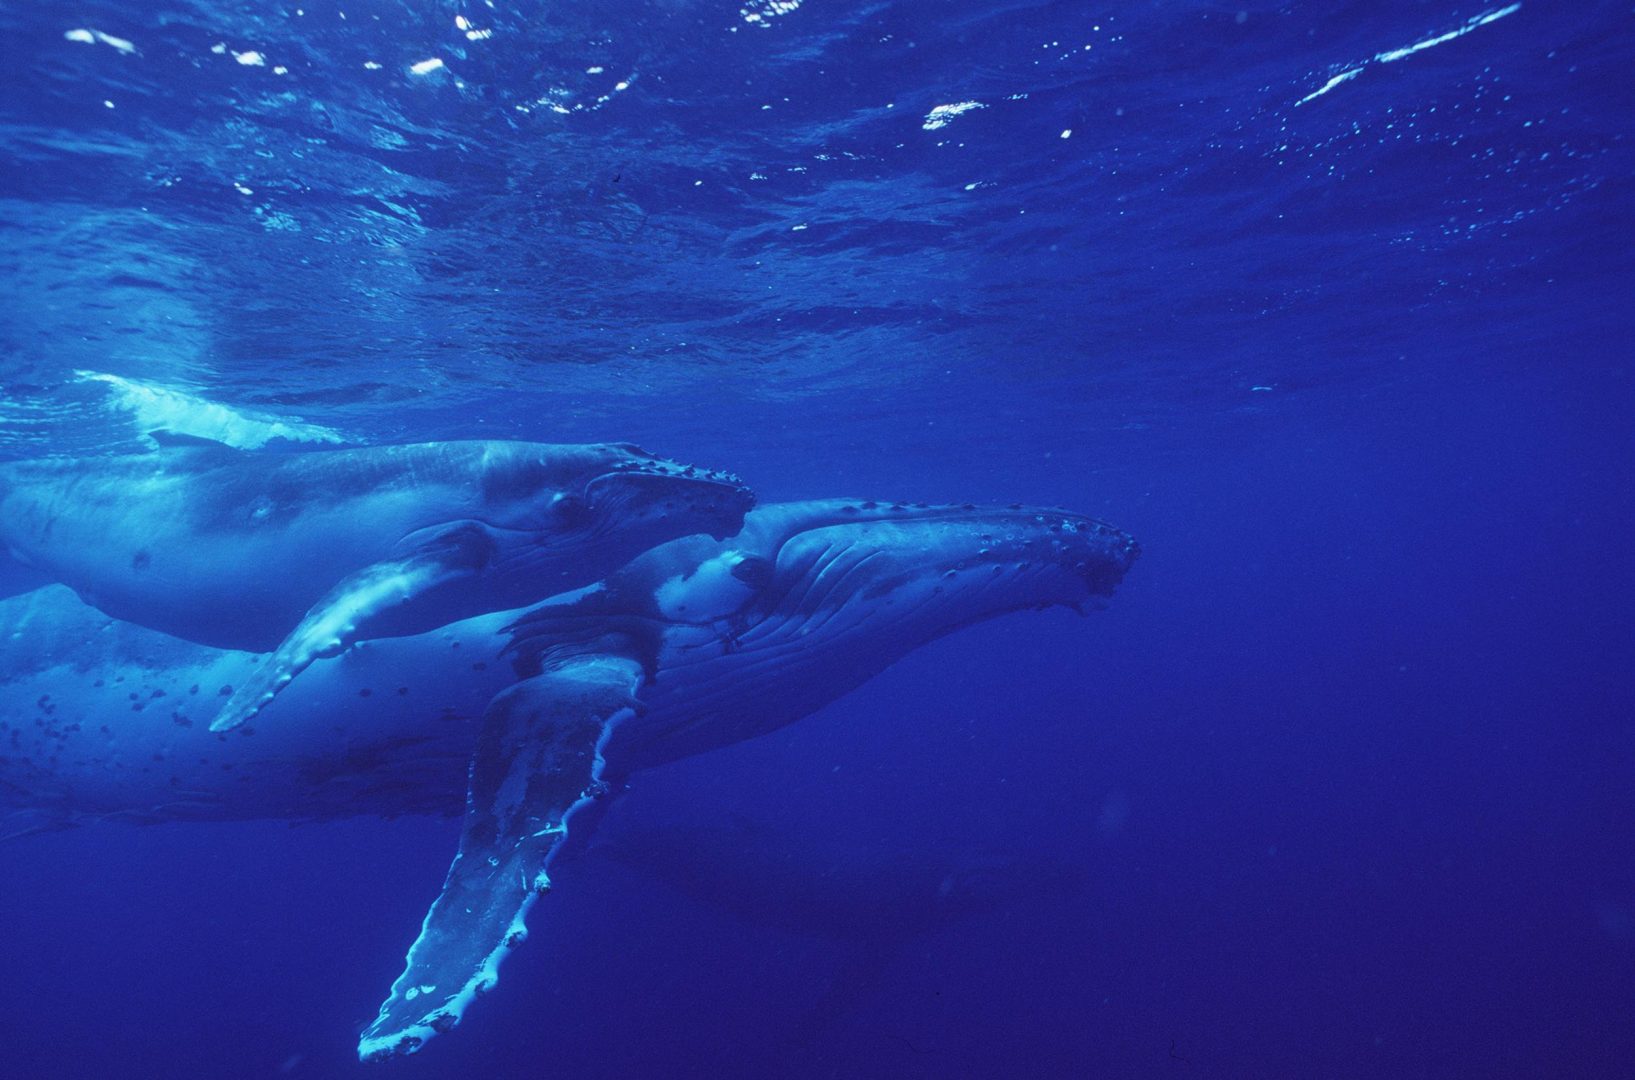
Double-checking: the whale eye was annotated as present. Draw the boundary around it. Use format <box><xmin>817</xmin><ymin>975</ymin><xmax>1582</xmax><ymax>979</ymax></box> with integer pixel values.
<box><xmin>553</xmin><ymin>493</ymin><xmax>592</xmax><ymax>525</ymax></box>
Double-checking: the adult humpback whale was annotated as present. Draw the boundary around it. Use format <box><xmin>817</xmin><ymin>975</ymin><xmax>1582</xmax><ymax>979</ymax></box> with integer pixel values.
<box><xmin>0</xmin><ymin>439</ymin><xmax>751</xmax><ymax>732</ymax></box>
<box><xmin>0</xmin><ymin>499</ymin><xmax>1138</xmax><ymax>1060</ymax></box>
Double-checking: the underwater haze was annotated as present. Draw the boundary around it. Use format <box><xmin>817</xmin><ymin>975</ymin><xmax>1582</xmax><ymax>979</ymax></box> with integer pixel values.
<box><xmin>2</xmin><ymin>1</ymin><xmax>1632</xmax><ymax>1078</ymax></box>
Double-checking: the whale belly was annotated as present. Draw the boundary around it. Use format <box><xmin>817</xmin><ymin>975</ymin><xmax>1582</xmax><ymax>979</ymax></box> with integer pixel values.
<box><xmin>0</xmin><ymin>588</ymin><xmax>509</xmax><ymax>825</ymax></box>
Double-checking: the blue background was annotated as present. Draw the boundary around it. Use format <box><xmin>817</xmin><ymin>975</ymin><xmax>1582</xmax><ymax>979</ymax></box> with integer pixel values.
<box><xmin>1</xmin><ymin>1</ymin><xmax>1631</xmax><ymax>1077</ymax></box>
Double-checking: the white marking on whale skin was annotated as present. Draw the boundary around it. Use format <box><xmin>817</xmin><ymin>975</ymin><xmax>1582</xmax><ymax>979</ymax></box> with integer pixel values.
<box><xmin>653</xmin><ymin>551</ymin><xmax>754</xmax><ymax>622</ymax></box>
<box><xmin>358</xmin><ymin>893</ymin><xmax>534</xmax><ymax>1061</ymax></box>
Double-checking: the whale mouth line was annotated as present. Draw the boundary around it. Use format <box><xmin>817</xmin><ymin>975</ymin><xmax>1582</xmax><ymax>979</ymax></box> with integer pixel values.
<box><xmin>737</xmin><ymin>512</ymin><xmax>1140</xmax><ymax>631</ymax></box>
<box><xmin>584</xmin><ymin>467</ymin><xmax>750</xmax><ymax>506</ymax></box>
<box><xmin>580</xmin><ymin>469</ymin><xmax>755</xmax><ymax>544</ymax></box>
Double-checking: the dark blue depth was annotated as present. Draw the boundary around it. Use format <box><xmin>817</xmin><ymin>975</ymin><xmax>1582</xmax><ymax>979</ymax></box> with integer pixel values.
<box><xmin>1</xmin><ymin>2</ymin><xmax>1631</xmax><ymax>1078</ymax></box>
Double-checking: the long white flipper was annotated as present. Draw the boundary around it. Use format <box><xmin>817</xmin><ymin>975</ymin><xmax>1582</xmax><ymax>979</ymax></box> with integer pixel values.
<box><xmin>357</xmin><ymin>655</ymin><xmax>644</xmax><ymax>1061</ymax></box>
<box><xmin>211</xmin><ymin>522</ymin><xmax>500</xmax><ymax>732</ymax></box>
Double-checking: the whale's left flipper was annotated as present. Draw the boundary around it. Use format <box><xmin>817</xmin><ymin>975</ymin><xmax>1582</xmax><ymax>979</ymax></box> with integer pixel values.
<box><xmin>357</xmin><ymin>656</ymin><xmax>644</xmax><ymax>1061</ymax></box>
<box><xmin>210</xmin><ymin>522</ymin><xmax>500</xmax><ymax>732</ymax></box>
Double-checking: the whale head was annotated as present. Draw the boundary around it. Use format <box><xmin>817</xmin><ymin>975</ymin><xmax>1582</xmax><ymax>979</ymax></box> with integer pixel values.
<box><xmin>476</xmin><ymin>441</ymin><xmax>754</xmax><ymax>571</ymax></box>
<box><xmin>507</xmin><ymin>499</ymin><xmax>1138</xmax><ymax>766</ymax></box>
<box><xmin>576</xmin><ymin>444</ymin><xmax>754</xmax><ymax>545</ymax></box>
<box><xmin>721</xmin><ymin>498</ymin><xmax>1140</xmax><ymax>635</ymax></box>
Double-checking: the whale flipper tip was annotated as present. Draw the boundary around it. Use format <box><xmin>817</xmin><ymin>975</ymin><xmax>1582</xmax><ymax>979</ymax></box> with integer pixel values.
<box><xmin>359</xmin><ymin>656</ymin><xmax>644</xmax><ymax>1059</ymax></box>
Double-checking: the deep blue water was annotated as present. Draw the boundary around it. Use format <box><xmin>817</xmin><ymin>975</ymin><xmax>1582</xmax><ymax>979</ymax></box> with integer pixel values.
<box><xmin>1</xmin><ymin>0</ymin><xmax>1632</xmax><ymax>1076</ymax></box>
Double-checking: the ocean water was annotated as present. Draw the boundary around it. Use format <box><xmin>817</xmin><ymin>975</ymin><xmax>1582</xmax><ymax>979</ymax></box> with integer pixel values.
<box><xmin>1</xmin><ymin>0</ymin><xmax>1631</xmax><ymax>1077</ymax></box>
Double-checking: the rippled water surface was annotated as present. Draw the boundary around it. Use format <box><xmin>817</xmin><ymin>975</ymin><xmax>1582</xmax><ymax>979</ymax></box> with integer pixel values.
<box><xmin>1</xmin><ymin>2</ymin><xmax>1631</xmax><ymax>1077</ymax></box>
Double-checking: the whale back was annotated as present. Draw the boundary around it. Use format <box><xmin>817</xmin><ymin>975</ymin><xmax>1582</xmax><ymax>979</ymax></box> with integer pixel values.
<box><xmin>0</xmin><ymin>440</ymin><xmax>750</xmax><ymax>653</ymax></box>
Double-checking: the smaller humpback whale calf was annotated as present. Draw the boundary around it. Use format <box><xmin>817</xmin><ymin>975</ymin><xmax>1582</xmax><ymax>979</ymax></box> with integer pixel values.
<box><xmin>0</xmin><ymin>439</ymin><xmax>752</xmax><ymax>732</ymax></box>
<box><xmin>0</xmin><ymin>499</ymin><xmax>1137</xmax><ymax>1060</ymax></box>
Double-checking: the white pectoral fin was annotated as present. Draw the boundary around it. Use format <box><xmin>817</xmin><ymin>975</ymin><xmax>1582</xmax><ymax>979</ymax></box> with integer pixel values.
<box><xmin>357</xmin><ymin>656</ymin><xmax>644</xmax><ymax>1062</ymax></box>
<box><xmin>210</xmin><ymin>525</ymin><xmax>497</xmax><ymax>733</ymax></box>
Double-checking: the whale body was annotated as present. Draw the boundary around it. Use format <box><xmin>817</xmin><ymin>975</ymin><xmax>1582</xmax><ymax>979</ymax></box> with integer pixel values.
<box><xmin>0</xmin><ymin>499</ymin><xmax>1138</xmax><ymax>1060</ymax></box>
<box><xmin>0</xmin><ymin>439</ymin><xmax>752</xmax><ymax>732</ymax></box>
<box><xmin>0</xmin><ymin>585</ymin><xmax>503</xmax><ymax>826</ymax></box>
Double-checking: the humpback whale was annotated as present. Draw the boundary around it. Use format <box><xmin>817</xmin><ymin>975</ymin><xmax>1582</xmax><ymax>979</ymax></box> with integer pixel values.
<box><xmin>0</xmin><ymin>440</ymin><xmax>751</xmax><ymax>732</ymax></box>
<box><xmin>0</xmin><ymin>499</ymin><xmax>1138</xmax><ymax>1059</ymax></box>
